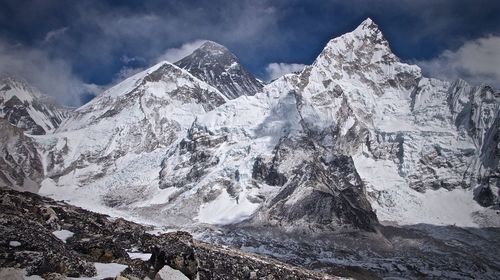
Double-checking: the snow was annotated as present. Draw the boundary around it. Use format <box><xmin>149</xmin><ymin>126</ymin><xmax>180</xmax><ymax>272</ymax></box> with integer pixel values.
<box><xmin>353</xmin><ymin>153</ymin><xmax>487</xmax><ymax>227</ymax></box>
<box><xmin>52</xmin><ymin>229</ymin><xmax>74</xmax><ymax>243</ymax></box>
<box><xmin>197</xmin><ymin>188</ymin><xmax>260</xmax><ymax>225</ymax></box>
<box><xmin>127</xmin><ymin>251</ymin><xmax>152</xmax><ymax>261</ymax></box>
<box><xmin>9</xmin><ymin>241</ymin><xmax>21</xmax><ymax>247</ymax></box>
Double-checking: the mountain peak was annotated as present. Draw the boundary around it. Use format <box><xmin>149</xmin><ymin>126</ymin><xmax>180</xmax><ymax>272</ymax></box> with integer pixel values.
<box><xmin>315</xmin><ymin>17</ymin><xmax>397</xmax><ymax>68</ymax></box>
<box><xmin>0</xmin><ymin>76</ymin><xmax>70</xmax><ymax>135</ymax></box>
<box><xmin>359</xmin><ymin>17</ymin><xmax>376</xmax><ymax>28</ymax></box>
<box><xmin>198</xmin><ymin>40</ymin><xmax>230</xmax><ymax>54</ymax></box>
<box><xmin>0</xmin><ymin>76</ymin><xmax>39</xmax><ymax>96</ymax></box>
<box><xmin>351</xmin><ymin>17</ymin><xmax>383</xmax><ymax>39</ymax></box>
<box><xmin>175</xmin><ymin>41</ymin><xmax>263</xmax><ymax>99</ymax></box>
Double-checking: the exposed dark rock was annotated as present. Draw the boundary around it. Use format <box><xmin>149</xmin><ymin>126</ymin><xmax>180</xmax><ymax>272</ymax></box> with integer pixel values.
<box><xmin>175</xmin><ymin>41</ymin><xmax>263</xmax><ymax>99</ymax></box>
<box><xmin>248</xmin><ymin>137</ymin><xmax>379</xmax><ymax>232</ymax></box>
<box><xmin>0</xmin><ymin>189</ymin><xmax>339</xmax><ymax>279</ymax></box>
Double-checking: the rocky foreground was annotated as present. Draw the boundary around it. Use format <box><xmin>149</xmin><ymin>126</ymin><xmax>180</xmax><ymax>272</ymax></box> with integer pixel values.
<box><xmin>0</xmin><ymin>189</ymin><xmax>341</xmax><ymax>280</ymax></box>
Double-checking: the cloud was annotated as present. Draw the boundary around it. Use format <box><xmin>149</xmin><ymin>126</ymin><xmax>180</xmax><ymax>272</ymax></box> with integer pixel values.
<box><xmin>0</xmin><ymin>40</ymin><xmax>101</xmax><ymax>106</ymax></box>
<box><xmin>112</xmin><ymin>66</ymin><xmax>145</xmax><ymax>84</ymax></box>
<box><xmin>156</xmin><ymin>40</ymin><xmax>207</xmax><ymax>63</ymax></box>
<box><xmin>416</xmin><ymin>35</ymin><xmax>500</xmax><ymax>89</ymax></box>
<box><xmin>43</xmin><ymin>27</ymin><xmax>69</xmax><ymax>44</ymax></box>
<box><xmin>120</xmin><ymin>55</ymin><xmax>145</xmax><ymax>64</ymax></box>
<box><xmin>265</xmin><ymin>62</ymin><xmax>306</xmax><ymax>81</ymax></box>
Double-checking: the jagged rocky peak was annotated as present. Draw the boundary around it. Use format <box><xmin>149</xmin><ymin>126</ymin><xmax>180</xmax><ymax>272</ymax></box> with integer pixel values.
<box><xmin>175</xmin><ymin>40</ymin><xmax>263</xmax><ymax>99</ymax></box>
<box><xmin>320</xmin><ymin>18</ymin><xmax>388</xmax><ymax>56</ymax></box>
<box><xmin>308</xmin><ymin>18</ymin><xmax>421</xmax><ymax>98</ymax></box>
<box><xmin>0</xmin><ymin>76</ymin><xmax>71</xmax><ymax>135</ymax></box>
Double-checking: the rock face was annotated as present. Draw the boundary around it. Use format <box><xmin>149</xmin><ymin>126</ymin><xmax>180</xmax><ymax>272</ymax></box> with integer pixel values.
<box><xmin>447</xmin><ymin>80</ymin><xmax>500</xmax><ymax>206</ymax></box>
<box><xmin>0</xmin><ymin>189</ymin><xmax>338</xmax><ymax>280</ymax></box>
<box><xmin>0</xmin><ymin>119</ymin><xmax>44</xmax><ymax>192</ymax></box>
<box><xmin>176</xmin><ymin>41</ymin><xmax>263</xmax><ymax>99</ymax></box>
<box><xmin>0</xmin><ymin>77</ymin><xmax>71</xmax><ymax>135</ymax></box>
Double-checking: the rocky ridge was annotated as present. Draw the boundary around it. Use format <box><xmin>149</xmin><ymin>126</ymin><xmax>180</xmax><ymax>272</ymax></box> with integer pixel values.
<box><xmin>0</xmin><ymin>188</ymin><xmax>340</xmax><ymax>280</ymax></box>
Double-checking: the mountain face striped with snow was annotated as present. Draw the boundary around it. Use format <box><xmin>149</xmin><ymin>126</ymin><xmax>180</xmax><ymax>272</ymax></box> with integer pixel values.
<box><xmin>0</xmin><ymin>119</ymin><xmax>44</xmax><ymax>191</ymax></box>
<box><xmin>0</xmin><ymin>77</ymin><xmax>71</xmax><ymax>192</ymax></box>
<box><xmin>35</xmin><ymin>61</ymin><xmax>227</xmax><ymax>198</ymax></box>
<box><xmin>2</xmin><ymin>19</ymin><xmax>499</xmax><ymax>233</ymax></box>
<box><xmin>0</xmin><ymin>77</ymin><xmax>71</xmax><ymax>135</ymax></box>
<box><xmin>175</xmin><ymin>41</ymin><xmax>263</xmax><ymax>99</ymax></box>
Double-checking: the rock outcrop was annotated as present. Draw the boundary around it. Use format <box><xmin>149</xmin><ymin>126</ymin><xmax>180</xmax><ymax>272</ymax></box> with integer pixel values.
<box><xmin>0</xmin><ymin>189</ymin><xmax>339</xmax><ymax>279</ymax></box>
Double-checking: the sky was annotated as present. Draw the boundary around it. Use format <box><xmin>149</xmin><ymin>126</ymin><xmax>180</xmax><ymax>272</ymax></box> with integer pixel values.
<box><xmin>0</xmin><ymin>0</ymin><xmax>499</xmax><ymax>106</ymax></box>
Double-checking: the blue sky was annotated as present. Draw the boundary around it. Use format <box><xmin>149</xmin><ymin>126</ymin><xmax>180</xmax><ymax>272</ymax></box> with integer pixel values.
<box><xmin>0</xmin><ymin>0</ymin><xmax>499</xmax><ymax>106</ymax></box>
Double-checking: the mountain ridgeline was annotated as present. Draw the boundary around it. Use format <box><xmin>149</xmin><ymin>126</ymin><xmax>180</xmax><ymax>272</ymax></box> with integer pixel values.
<box><xmin>1</xmin><ymin>19</ymin><xmax>499</xmax><ymax>233</ymax></box>
<box><xmin>1</xmin><ymin>18</ymin><xmax>500</xmax><ymax>279</ymax></box>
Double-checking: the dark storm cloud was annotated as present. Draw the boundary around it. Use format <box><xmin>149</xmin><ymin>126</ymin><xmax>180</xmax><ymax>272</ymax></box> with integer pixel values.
<box><xmin>0</xmin><ymin>0</ymin><xmax>499</xmax><ymax>105</ymax></box>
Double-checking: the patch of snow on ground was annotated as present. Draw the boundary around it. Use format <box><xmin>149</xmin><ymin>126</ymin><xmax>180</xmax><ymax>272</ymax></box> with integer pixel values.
<box><xmin>9</xmin><ymin>241</ymin><xmax>21</xmax><ymax>247</ymax></box>
<box><xmin>127</xmin><ymin>252</ymin><xmax>152</xmax><ymax>261</ymax></box>
<box><xmin>52</xmin><ymin>229</ymin><xmax>74</xmax><ymax>243</ymax></box>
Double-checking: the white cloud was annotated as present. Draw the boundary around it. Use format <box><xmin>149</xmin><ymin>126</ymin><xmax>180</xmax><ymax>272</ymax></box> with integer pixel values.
<box><xmin>156</xmin><ymin>40</ymin><xmax>207</xmax><ymax>63</ymax></box>
<box><xmin>43</xmin><ymin>27</ymin><xmax>69</xmax><ymax>44</ymax></box>
<box><xmin>0</xmin><ymin>40</ymin><xmax>100</xmax><ymax>106</ymax></box>
<box><xmin>416</xmin><ymin>35</ymin><xmax>500</xmax><ymax>89</ymax></box>
<box><xmin>265</xmin><ymin>62</ymin><xmax>306</xmax><ymax>81</ymax></box>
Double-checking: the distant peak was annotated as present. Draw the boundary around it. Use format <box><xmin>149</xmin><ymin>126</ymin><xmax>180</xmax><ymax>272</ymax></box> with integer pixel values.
<box><xmin>360</xmin><ymin>17</ymin><xmax>375</xmax><ymax>27</ymax></box>
<box><xmin>0</xmin><ymin>76</ymin><xmax>35</xmax><ymax>92</ymax></box>
<box><xmin>197</xmin><ymin>40</ymin><xmax>231</xmax><ymax>54</ymax></box>
<box><xmin>353</xmin><ymin>17</ymin><xmax>382</xmax><ymax>36</ymax></box>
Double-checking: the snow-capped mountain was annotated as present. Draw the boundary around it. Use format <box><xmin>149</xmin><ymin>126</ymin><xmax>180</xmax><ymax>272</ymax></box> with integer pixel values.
<box><xmin>1</xmin><ymin>18</ymin><xmax>499</xmax><ymax>280</ymax></box>
<box><xmin>2</xmin><ymin>19</ymin><xmax>498</xmax><ymax>232</ymax></box>
<box><xmin>155</xmin><ymin>18</ymin><xmax>499</xmax><ymax>229</ymax></box>
<box><xmin>34</xmin><ymin>61</ymin><xmax>227</xmax><ymax>202</ymax></box>
<box><xmin>0</xmin><ymin>77</ymin><xmax>71</xmax><ymax>135</ymax></box>
<box><xmin>175</xmin><ymin>41</ymin><xmax>263</xmax><ymax>99</ymax></box>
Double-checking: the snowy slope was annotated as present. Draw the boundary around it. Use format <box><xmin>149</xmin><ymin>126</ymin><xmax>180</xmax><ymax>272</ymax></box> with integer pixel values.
<box><xmin>35</xmin><ymin>61</ymin><xmax>228</xmax><ymax>222</ymax></box>
<box><xmin>176</xmin><ymin>41</ymin><xmax>263</xmax><ymax>99</ymax></box>
<box><xmin>0</xmin><ymin>77</ymin><xmax>71</xmax><ymax>135</ymax></box>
